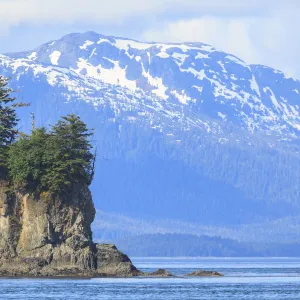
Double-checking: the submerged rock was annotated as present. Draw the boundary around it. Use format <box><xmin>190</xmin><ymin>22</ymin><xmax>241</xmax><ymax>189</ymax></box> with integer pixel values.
<box><xmin>185</xmin><ymin>270</ymin><xmax>224</xmax><ymax>277</ymax></box>
<box><xmin>150</xmin><ymin>269</ymin><xmax>174</xmax><ymax>277</ymax></box>
<box><xmin>0</xmin><ymin>180</ymin><xmax>142</xmax><ymax>277</ymax></box>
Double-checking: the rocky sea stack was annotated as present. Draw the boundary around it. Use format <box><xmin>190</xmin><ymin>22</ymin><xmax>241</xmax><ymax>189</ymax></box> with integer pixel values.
<box><xmin>0</xmin><ymin>76</ymin><xmax>223</xmax><ymax>279</ymax></box>
<box><xmin>0</xmin><ymin>180</ymin><xmax>142</xmax><ymax>277</ymax></box>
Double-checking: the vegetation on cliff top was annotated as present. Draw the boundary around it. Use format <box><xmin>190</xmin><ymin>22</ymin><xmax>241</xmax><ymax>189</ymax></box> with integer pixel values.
<box><xmin>0</xmin><ymin>75</ymin><xmax>95</xmax><ymax>196</ymax></box>
<box><xmin>0</xmin><ymin>76</ymin><xmax>23</xmax><ymax>178</ymax></box>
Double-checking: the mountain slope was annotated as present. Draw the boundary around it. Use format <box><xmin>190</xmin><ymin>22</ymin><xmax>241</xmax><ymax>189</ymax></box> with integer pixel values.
<box><xmin>0</xmin><ymin>32</ymin><xmax>300</xmax><ymax>234</ymax></box>
<box><xmin>6</xmin><ymin>31</ymin><xmax>300</xmax><ymax>137</ymax></box>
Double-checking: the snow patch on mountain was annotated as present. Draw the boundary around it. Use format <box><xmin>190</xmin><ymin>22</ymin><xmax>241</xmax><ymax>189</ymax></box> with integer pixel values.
<box><xmin>115</xmin><ymin>39</ymin><xmax>154</xmax><ymax>51</ymax></box>
<box><xmin>195</xmin><ymin>52</ymin><xmax>209</xmax><ymax>60</ymax></box>
<box><xmin>28</xmin><ymin>52</ymin><xmax>37</xmax><ymax>60</ymax></box>
<box><xmin>141</xmin><ymin>65</ymin><xmax>168</xmax><ymax>99</ymax></box>
<box><xmin>171</xmin><ymin>90</ymin><xmax>192</xmax><ymax>104</ymax></box>
<box><xmin>172</xmin><ymin>53</ymin><xmax>189</xmax><ymax>66</ymax></box>
<box><xmin>49</xmin><ymin>51</ymin><xmax>61</xmax><ymax>65</ymax></box>
<box><xmin>2</xmin><ymin>31</ymin><xmax>300</xmax><ymax>139</ymax></box>
<box><xmin>75</xmin><ymin>57</ymin><xmax>137</xmax><ymax>90</ymax></box>
<box><xmin>80</xmin><ymin>40</ymin><xmax>95</xmax><ymax>50</ymax></box>
<box><xmin>249</xmin><ymin>76</ymin><xmax>261</xmax><ymax>97</ymax></box>
<box><xmin>157</xmin><ymin>51</ymin><xmax>170</xmax><ymax>59</ymax></box>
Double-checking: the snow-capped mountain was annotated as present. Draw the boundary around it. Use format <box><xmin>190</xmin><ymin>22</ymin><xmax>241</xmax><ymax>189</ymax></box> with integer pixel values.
<box><xmin>3</xmin><ymin>31</ymin><xmax>300</xmax><ymax>138</ymax></box>
<box><xmin>0</xmin><ymin>32</ymin><xmax>300</xmax><ymax>232</ymax></box>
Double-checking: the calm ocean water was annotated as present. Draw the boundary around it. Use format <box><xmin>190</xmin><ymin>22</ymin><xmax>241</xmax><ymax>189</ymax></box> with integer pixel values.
<box><xmin>1</xmin><ymin>257</ymin><xmax>300</xmax><ymax>299</ymax></box>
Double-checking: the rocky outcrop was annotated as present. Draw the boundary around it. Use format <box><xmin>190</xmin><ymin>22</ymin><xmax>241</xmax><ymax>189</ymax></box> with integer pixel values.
<box><xmin>0</xmin><ymin>180</ymin><xmax>226</xmax><ymax>278</ymax></box>
<box><xmin>150</xmin><ymin>269</ymin><xmax>174</xmax><ymax>277</ymax></box>
<box><xmin>96</xmin><ymin>244</ymin><xmax>141</xmax><ymax>277</ymax></box>
<box><xmin>0</xmin><ymin>180</ymin><xmax>142</xmax><ymax>277</ymax></box>
<box><xmin>185</xmin><ymin>270</ymin><xmax>224</xmax><ymax>277</ymax></box>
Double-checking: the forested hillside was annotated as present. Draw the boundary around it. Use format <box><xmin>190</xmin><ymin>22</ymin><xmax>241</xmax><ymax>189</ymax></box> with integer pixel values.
<box><xmin>1</xmin><ymin>32</ymin><xmax>300</xmax><ymax>242</ymax></box>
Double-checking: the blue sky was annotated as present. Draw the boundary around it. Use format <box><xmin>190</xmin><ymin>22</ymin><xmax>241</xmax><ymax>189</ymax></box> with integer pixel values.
<box><xmin>0</xmin><ymin>0</ymin><xmax>299</xmax><ymax>78</ymax></box>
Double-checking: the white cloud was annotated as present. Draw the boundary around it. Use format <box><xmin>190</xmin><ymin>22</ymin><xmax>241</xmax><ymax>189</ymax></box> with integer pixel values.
<box><xmin>0</xmin><ymin>0</ymin><xmax>300</xmax><ymax>78</ymax></box>
<box><xmin>142</xmin><ymin>3</ymin><xmax>300</xmax><ymax>78</ymax></box>
<box><xmin>0</xmin><ymin>0</ymin><xmax>279</xmax><ymax>28</ymax></box>
<box><xmin>143</xmin><ymin>18</ymin><xmax>259</xmax><ymax>62</ymax></box>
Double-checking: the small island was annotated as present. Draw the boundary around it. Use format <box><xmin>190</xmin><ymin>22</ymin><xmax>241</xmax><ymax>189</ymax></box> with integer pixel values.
<box><xmin>0</xmin><ymin>76</ymin><xmax>222</xmax><ymax>278</ymax></box>
<box><xmin>0</xmin><ymin>76</ymin><xmax>141</xmax><ymax>277</ymax></box>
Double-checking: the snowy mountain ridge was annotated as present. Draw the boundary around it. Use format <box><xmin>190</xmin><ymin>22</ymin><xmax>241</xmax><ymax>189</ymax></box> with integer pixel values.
<box><xmin>2</xmin><ymin>31</ymin><xmax>300</xmax><ymax>140</ymax></box>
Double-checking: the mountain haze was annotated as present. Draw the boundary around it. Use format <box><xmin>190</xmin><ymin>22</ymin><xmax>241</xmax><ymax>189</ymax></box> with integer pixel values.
<box><xmin>1</xmin><ymin>31</ymin><xmax>300</xmax><ymax>241</ymax></box>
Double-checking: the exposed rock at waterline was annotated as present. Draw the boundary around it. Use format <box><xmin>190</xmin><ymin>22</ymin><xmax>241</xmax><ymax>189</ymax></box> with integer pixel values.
<box><xmin>95</xmin><ymin>244</ymin><xmax>142</xmax><ymax>277</ymax></box>
<box><xmin>0</xmin><ymin>180</ymin><xmax>142</xmax><ymax>277</ymax></box>
<box><xmin>185</xmin><ymin>270</ymin><xmax>224</xmax><ymax>277</ymax></box>
<box><xmin>150</xmin><ymin>269</ymin><xmax>174</xmax><ymax>277</ymax></box>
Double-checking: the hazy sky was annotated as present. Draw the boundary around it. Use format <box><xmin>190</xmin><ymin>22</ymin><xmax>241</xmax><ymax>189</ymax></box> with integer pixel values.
<box><xmin>0</xmin><ymin>0</ymin><xmax>299</xmax><ymax>78</ymax></box>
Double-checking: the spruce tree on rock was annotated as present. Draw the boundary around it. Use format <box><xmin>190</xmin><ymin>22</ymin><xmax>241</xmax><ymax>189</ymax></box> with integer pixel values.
<box><xmin>8</xmin><ymin>128</ymin><xmax>49</xmax><ymax>193</ymax></box>
<box><xmin>44</xmin><ymin>114</ymin><xmax>95</xmax><ymax>195</ymax></box>
<box><xmin>0</xmin><ymin>76</ymin><xmax>23</xmax><ymax>179</ymax></box>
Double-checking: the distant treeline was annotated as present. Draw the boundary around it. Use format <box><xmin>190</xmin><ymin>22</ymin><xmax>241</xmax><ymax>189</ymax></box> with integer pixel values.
<box><xmin>114</xmin><ymin>233</ymin><xmax>300</xmax><ymax>257</ymax></box>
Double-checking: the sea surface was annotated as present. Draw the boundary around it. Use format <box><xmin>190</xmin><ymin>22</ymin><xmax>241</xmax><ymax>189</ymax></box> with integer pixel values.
<box><xmin>1</xmin><ymin>257</ymin><xmax>300</xmax><ymax>299</ymax></box>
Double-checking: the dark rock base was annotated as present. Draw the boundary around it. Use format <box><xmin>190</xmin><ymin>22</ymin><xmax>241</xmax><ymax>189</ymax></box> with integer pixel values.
<box><xmin>0</xmin><ymin>244</ymin><xmax>143</xmax><ymax>278</ymax></box>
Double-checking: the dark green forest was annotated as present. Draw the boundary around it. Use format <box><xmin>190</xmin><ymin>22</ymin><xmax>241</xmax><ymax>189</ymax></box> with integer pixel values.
<box><xmin>0</xmin><ymin>76</ymin><xmax>95</xmax><ymax>196</ymax></box>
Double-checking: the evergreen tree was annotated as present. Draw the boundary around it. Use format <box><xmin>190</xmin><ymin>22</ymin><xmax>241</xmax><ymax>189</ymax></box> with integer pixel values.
<box><xmin>44</xmin><ymin>114</ymin><xmax>95</xmax><ymax>194</ymax></box>
<box><xmin>8</xmin><ymin>114</ymin><xmax>95</xmax><ymax>196</ymax></box>
<box><xmin>0</xmin><ymin>76</ymin><xmax>20</xmax><ymax>178</ymax></box>
<box><xmin>8</xmin><ymin>128</ymin><xmax>49</xmax><ymax>192</ymax></box>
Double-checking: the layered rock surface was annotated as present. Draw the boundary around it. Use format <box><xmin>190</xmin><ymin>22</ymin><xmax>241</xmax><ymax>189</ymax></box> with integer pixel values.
<box><xmin>0</xmin><ymin>180</ymin><xmax>142</xmax><ymax>277</ymax></box>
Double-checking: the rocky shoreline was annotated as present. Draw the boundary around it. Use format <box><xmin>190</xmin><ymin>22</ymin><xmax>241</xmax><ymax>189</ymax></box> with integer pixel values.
<box><xmin>0</xmin><ymin>181</ymin><xmax>140</xmax><ymax>277</ymax></box>
<box><xmin>0</xmin><ymin>180</ymin><xmax>223</xmax><ymax>278</ymax></box>
<box><xmin>146</xmin><ymin>269</ymin><xmax>224</xmax><ymax>278</ymax></box>
<box><xmin>0</xmin><ymin>267</ymin><xmax>224</xmax><ymax>279</ymax></box>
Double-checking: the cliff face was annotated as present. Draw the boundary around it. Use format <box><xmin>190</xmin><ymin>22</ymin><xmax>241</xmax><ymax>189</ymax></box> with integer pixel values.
<box><xmin>0</xmin><ymin>181</ymin><xmax>141</xmax><ymax>277</ymax></box>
